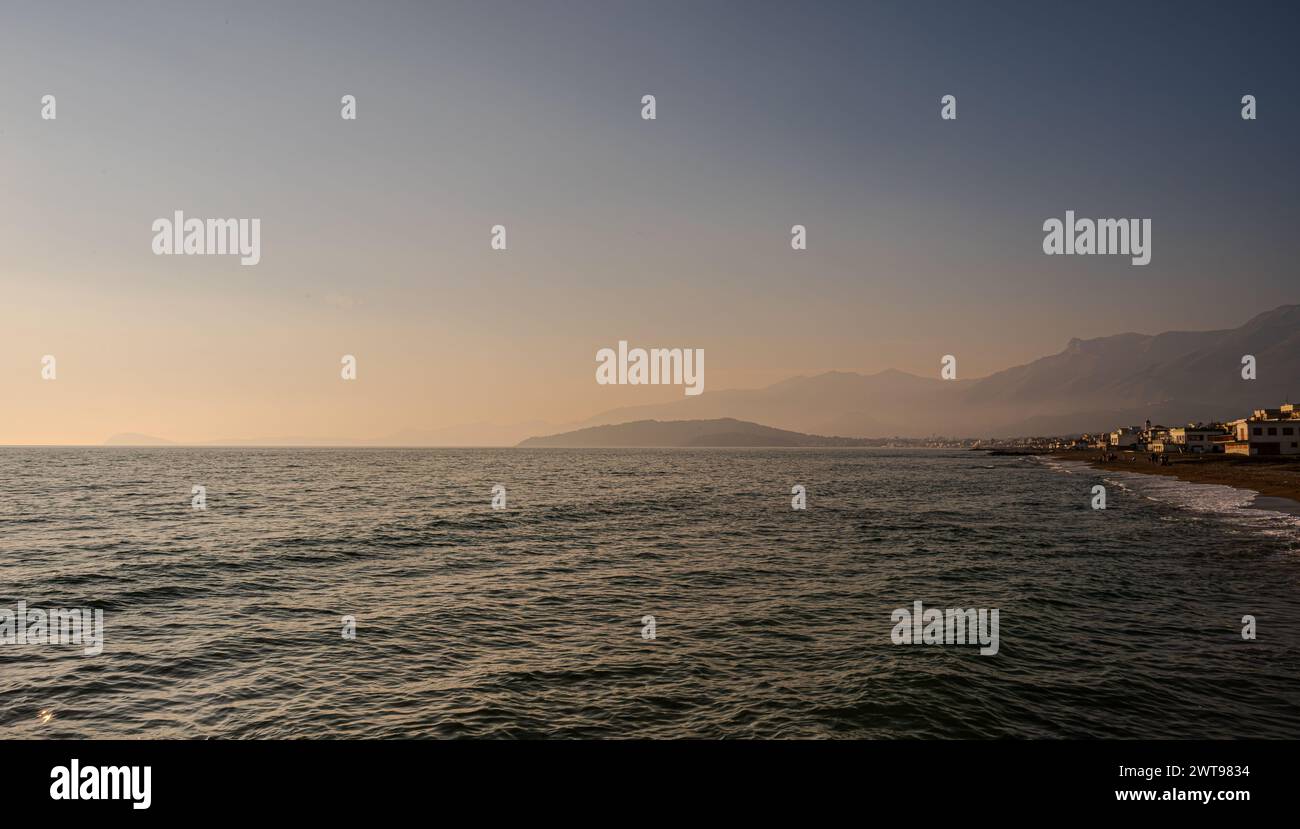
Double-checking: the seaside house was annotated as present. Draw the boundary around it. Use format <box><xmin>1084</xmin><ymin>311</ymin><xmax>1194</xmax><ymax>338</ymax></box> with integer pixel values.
<box><xmin>1142</xmin><ymin>424</ymin><xmax>1171</xmax><ymax>451</ymax></box>
<box><xmin>1109</xmin><ymin>427</ymin><xmax>1141</xmax><ymax>449</ymax></box>
<box><xmin>1223</xmin><ymin>418</ymin><xmax>1252</xmax><ymax>454</ymax></box>
<box><xmin>1240</xmin><ymin>404</ymin><xmax>1300</xmax><ymax>456</ymax></box>
<box><xmin>1169</xmin><ymin>423</ymin><xmax>1230</xmax><ymax>454</ymax></box>
<box><xmin>1230</xmin><ymin>418</ymin><xmax>1250</xmax><ymax>441</ymax></box>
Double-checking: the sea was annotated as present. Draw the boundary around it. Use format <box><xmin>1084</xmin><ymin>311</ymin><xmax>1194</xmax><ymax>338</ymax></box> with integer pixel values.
<box><xmin>2</xmin><ymin>447</ymin><xmax>1298</xmax><ymax>739</ymax></box>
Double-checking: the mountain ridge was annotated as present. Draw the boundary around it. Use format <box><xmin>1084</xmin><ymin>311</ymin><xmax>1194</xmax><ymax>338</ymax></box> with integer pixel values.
<box><xmin>578</xmin><ymin>304</ymin><xmax>1300</xmax><ymax>437</ymax></box>
<box><xmin>517</xmin><ymin>418</ymin><xmax>876</xmax><ymax>448</ymax></box>
<box><xmin>95</xmin><ymin>305</ymin><xmax>1300</xmax><ymax>444</ymax></box>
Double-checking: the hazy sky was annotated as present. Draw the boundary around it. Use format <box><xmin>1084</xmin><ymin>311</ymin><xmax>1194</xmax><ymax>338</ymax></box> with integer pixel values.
<box><xmin>2</xmin><ymin>0</ymin><xmax>1297</xmax><ymax>443</ymax></box>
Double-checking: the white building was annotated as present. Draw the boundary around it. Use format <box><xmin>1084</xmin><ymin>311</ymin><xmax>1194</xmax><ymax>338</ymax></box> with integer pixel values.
<box><xmin>1109</xmin><ymin>427</ymin><xmax>1140</xmax><ymax>449</ymax></box>
<box><xmin>1243</xmin><ymin>418</ymin><xmax>1300</xmax><ymax>455</ymax></box>
<box><xmin>1228</xmin><ymin>404</ymin><xmax>1300</xmax><ymax>456</ymax></box>
<box><xmin>1169</xmin><ymin>424</ymin><xmax>1230</xmax><ymax>453</ymax></box>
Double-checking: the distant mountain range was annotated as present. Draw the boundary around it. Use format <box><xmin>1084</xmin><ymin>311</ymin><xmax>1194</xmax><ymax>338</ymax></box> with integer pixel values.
<box><xmin>568</xmin><ymin>305</ymin><xmax>1300</xmax><ymax>438</ymax></box>
<box><xmin>517</xmin><ymin>418</ymin><xmax>874</xmax><ymax>447</ymax></box>
<box><xmin>99</xmin><ymin>305</ymin><xmax>1300</xmax><ymax>445</ymax></box>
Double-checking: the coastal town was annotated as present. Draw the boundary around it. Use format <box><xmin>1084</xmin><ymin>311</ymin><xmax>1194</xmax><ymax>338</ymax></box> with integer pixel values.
<box><xmin>974</xmin><ymin>401</ymin><xmax>1300</xmax><ymax>458</ymax></box>
<box><xmin>963</xmin><ymin>401</ymin><xmax>1300</xmax><ymax>506</ymax></box>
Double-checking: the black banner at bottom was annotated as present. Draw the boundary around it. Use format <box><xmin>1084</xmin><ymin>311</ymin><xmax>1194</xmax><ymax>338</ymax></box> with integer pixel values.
<box><xmin>8</xmin><ymin>739</ymin><xmax>1280</xmax><ymax>816</ymax></box>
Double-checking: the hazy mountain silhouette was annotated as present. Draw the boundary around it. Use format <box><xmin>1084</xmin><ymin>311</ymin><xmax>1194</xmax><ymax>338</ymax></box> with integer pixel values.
<box><xmin>98</xmin><ymin>306</ymin><xmax>1300</xmax><ymax>445</ymax></box>
<box><xmin>581</xmin><ymin>305</ymin><xmax>1300</xmax><ymax>437</ymax></box>
<box><xmin>518</xmin><ymin>418</ymin><xmax>874</xmax><ymax>447</ymax></box>
<box><xmin>377</xmin><ymin>421</ymin><xmax>561</xmax><ymax>447</ymax></box>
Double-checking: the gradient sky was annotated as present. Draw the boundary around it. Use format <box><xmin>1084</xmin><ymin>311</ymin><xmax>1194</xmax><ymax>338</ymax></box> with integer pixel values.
<box><xmin>2</xmin><ymin>0</ymin><xmax>1297</xmax><ymax>443</ymax></box>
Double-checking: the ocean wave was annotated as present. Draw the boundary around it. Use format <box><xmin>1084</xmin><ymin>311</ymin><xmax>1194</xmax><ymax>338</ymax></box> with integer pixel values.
<box><xmin>1100</xmin><ymin>469</ymin><xmax>1300</xmax><ymax>546</ymax></box>
<box><xmin>1032</xmin><ymin>456</ymin><xmax>1300</xmax><ymax>545</ymax></box>
<box><xmin>5</xmin><ymin>447</ymin><xmax>1300</xmax><ymax>739</ymax></box>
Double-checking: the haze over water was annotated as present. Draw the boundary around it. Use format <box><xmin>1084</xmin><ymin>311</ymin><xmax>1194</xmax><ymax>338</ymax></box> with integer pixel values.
<box><xmin>2</xmin><ymin>447</ymin><xmax>1298</xmax><ymax>739</ymax></box>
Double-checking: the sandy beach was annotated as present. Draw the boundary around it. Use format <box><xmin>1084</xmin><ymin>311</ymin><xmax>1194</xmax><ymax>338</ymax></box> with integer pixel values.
<box><xmin>1052</xmin><ymin>450</ymin><xmax>1300</xmax><ymax>514</ymax></box>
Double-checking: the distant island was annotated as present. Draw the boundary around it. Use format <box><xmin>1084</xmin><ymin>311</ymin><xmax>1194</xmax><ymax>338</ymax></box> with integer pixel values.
<box><xmin>517</xmin><ymin>418</ymin><xmax>876</xmax><ymax>448</ymax></box>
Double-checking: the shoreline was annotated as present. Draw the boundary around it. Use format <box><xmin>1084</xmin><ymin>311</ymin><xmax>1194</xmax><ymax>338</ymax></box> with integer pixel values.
<box><xmin>1048</xmin><ymin>450</ymin><xmax>1300</xmax><ymax>515</ymax></box>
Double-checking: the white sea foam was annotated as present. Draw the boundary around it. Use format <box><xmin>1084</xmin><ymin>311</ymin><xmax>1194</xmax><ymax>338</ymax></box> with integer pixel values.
<box><xmin>1109</xmin><ymin>468</ymin><xmax>1299</xmax><ymax>543</ymax></box>
<box><xmin>1032</xmin><ymin>456</ymin><xmax>1300</xmax><ymax>544</ymax></box>
<box><xmin>1039</xmin><ymin>458</ymin><xmax>1091</xmax><ymax>475</ymax></box>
